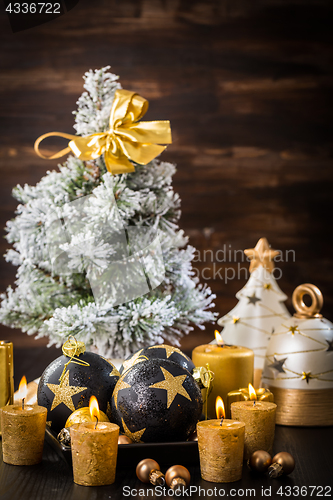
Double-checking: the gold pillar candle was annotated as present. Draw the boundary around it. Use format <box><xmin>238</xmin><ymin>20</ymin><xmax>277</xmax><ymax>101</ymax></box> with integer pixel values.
<box><xmin>70</xmin><ymin>422</ymin><xmax>119</xmax><ymax>486</ymax></box>
<box><xmin>1</xmin><ymin>404</ymin><xmax>47</xmax><ymax>465</ymax></box>
<box><xmin>227</xmin><ymin>387</ymin><xmax>274</xmax><ymax>418</ymax></box>
<box><xmin>231</xmin><ymin>400</ymin><xmax>277</xmax><ymax>460</ymax></box>
<box><xmin>0</xmin><ymin>341</ymin><xmax>14</xmax><ymax>435</ymax></box>
<box><xmin>192</xmin><ymin>333</ymin><xmax>254</xmax><ymax>419</ymax></box>
<box><xmin>197</xmin><ymin>398</ymin><xmax>245</xmax><ymax>484</ymax></box>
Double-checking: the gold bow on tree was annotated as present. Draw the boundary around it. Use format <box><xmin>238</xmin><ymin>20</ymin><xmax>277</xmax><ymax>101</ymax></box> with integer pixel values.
<box><xmin>34</xmin><ymin>89</ymin><xmax>172</xmax><ymax>175</ymax></box>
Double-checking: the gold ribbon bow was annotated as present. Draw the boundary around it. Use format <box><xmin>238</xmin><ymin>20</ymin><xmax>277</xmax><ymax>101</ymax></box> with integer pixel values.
<box><xmin>34</xmin><ymin>89</ymin><xmax>172</xmax><ymax>175</ymax></box>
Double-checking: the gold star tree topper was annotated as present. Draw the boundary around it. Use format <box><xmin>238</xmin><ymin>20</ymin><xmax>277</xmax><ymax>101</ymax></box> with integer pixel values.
<box><xmin>244</xmin><ymin>237</ymin><xmax>280</xmax><ymax>274</ymax></box>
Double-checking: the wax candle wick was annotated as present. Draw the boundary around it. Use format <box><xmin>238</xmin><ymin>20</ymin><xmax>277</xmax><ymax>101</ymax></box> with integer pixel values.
<box><xmin>253</xmin><ymin>400</ymin><xmax>256</xmax><ymax>407</ymax></box>
<box><xmin>22</xmin><ymin>398</ymin><xmax>25</xmax><ymax>411</ymax></box>
<box><xmin>220</xmin><ymin>417</ymin><xmax>224</xmax><ymax>426</ymax></box>
<box><xmin>94</xmin><ymin>416</ymin><xmax>98</xmax><ymax>430</ymax></box>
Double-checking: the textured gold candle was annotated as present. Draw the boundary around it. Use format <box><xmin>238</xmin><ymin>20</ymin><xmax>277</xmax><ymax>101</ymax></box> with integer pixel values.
<box><xmin>0</xmin><ymin>341</ymin><xmax>14</xmax><ymax>435</ymax></box>
<box><xmin>70</xmin><ymin>422</ymin><xmax>119</xmax><ymax>486</ymax></box>
<box><xmin>227</xmin><ymin>387</ymin><xmax>274</xmax><ymax>418</ymax></box>
<box><xmin>197</xmin><ymin>419</ymin><xmax>245</xmax><ymax>482</ymax></box>
<box><xmin>1</xmin><ymin>404</ymin><xmax>47</xmax><ymax>465</ymax></box>
<box><xmin>231</xmin><ymin>400</ymin><xmax>277</xmax><ymax>459</ymax></box>
<box><xmin>192</xmin><ymin>333</ymin><xmax>254</xmax><ymax>419</ymax></box>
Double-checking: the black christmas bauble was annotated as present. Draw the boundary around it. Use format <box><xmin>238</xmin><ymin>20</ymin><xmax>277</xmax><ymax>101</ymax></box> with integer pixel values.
<box><xmin>119</xmin><ymin>344</ymin><xmax>195</xmax><ymax>375</ymax></box>
<box><xmin>112</xmin><ymin>358</ymin><xmax>202</xmax><ymax>443</ymax></box>
<box><xmin>37</xmin><ymin>351</ymin><xmax>120</xmax><ymax>433</ymax></box>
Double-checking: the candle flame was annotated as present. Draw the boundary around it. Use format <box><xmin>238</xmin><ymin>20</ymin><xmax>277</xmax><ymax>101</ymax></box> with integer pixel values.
<box><xmin>215</xmin><ymin>330</ymin><xmax>224</xmax><ymax>346</ymax></box>
<box><xmin>248</xmin><ymin>383</ymin><xmax>257</xmax><ymax>401</ymax></box>
<box><xmin>18</xmin><ymin>376</ymin><xmax>27</xmax><ymax>401</ymax></box>
<box><xmin>215</xmin><ymin>396</ymin><xmax>225</xmax><ymax>419</ymax></box>
<box><xmin>89</xmin><ymin>396</ymin><xmax>100</xmax><ymax>423</ymax></box>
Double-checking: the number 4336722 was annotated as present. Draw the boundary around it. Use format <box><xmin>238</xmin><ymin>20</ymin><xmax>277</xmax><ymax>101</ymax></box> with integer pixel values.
<box><xmin>5</xmin><ymin>3</ymin><xmax>61</xmax><ymax>14</ymax></box>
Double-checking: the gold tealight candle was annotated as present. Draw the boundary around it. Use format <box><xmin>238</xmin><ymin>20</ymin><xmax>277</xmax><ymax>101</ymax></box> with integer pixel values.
<box><xmin>192</xmin><ymin>331</ymin><xmax>254</xmax><ymax>419</ymax></box>
<box><xmin>231</xmin><ymin>384</ymin><xmax>277</xmax><ymax>460</ymax></box>
<box><xmin>197</xmin><ymin>397</ymin><xmax>245</xmax><ymax>483</ymax></box>
<box><xmin>1</xmin><ymin>376</ymin><xmax>47</xmax><ymax>465</ymax></box>
<box><xmin>70</xmin><ymin>396</ymin><xmax>119</xmax><ymax>486</ymax></box>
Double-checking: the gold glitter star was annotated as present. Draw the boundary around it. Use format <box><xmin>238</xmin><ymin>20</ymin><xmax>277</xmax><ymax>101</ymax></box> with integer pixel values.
<box><xmin>233</xmin><ymin>317</ymin><xmax>240</xmax><ymax>324</ymax></box>
<box><xmin>289</xmin><ymin>325</ymin><xmax>299</xmax><ymax>335</ymax></box>
<box><xmin>148</xmin><ymin>344</ymin><xmax>188</xmax><ymax>361</ymax></box>
<box><xmin>244</xmin><ymin>237</ymin><xmax>280</xmax><ymax>273</ymax></box>
<box><xmin>122</xmin><ymin>349</ymin><xmax>144</xmax><ymax>373</ymax></box>
<box><xmin>109</xmin><ymin>366</ymin><xmax>120</xmax><ymax>377</ymax></box>
<box><xmin>264</xmin><ymin>283</ymin><xmax>272</xmax><ymax>290</ymax></box>
<box><xmin>47</xmin><ymin>370</ymin><xmax>87</xmax><ymax>412</ymax></box>
<box><xmin>113</xmin><ymin>378</ymin><xmax>132</xmax><ymax>410</ymax></box>
<box><xmin>301</xmin><ymin>371</ymin><xmax>312</xmax><ymax>384</ymax></box>
<box><xmin>150</xmin><ymin>367</ymin><xmax>191</xmax><ymax>408</ymax></box>
<box><xmin>121</xmin><ymin>418</ymin><xmax>146</xmax><ymax>443</ymax></box>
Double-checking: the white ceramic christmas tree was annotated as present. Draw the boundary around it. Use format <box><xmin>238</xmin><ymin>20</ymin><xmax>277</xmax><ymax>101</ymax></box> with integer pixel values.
<box><xmin>217</xmin><ymin>238</ymin><xmax>291</xmax><ymax>385</ymax></box>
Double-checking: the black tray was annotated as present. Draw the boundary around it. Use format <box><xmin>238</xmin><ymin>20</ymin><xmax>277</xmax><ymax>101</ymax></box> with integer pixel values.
<box><xmin>45</xmin><ymin>427</ymin><xmax>199</xmax><ymax>467</ymax></box>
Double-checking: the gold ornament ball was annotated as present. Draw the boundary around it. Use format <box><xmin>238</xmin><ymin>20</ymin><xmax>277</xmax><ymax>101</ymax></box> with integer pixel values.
<box><xmin>136</xmin><ymin>459</ymin><xmax>160</xmax><ymax>483</ymax></box>
<box><xmin>248</xmin><ymin>450</ymin><xmax>272</xmax><ymax>473</ymax></box>
<box><xmin>272</xmin><ymin>452</ymin><xmax>295</xmax><ymax>475</ymax></box>
<box><xmin>65</xmin><ymin>407</ymin><xmax>110</xmax><ymax>427</ymax></box>
<box><xmin>165</xmin><ymin>465</ymin><xmax>191</xmax><ymax>487</ymax></box>
<box><xmin>118</xmin><ymin>434</ymin><xmax>133</xmax><ymax>444</ymax></box>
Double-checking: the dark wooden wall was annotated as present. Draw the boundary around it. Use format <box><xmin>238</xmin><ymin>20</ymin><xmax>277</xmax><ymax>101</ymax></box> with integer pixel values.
<box><xmin>1</xmin><ymin>0</ymin><xmax>332</xmax><ymax>353</ymax></box>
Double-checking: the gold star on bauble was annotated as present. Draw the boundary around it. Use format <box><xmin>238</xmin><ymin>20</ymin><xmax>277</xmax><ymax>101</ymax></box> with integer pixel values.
<box><xmin>301</xmin><ymin>371</ymin><xmax>312</xmax><ymax>384</ymax></box>
<box><xmin>244</xmin><ymin>238</ymin><xmax>280</xmax><ymax>273</ymax></box>
<box><xmin>233</xmin><ymin>317</ymin><xmax>240</xmax><ymax>324</ymax></box>
<box><xmin>289</xmin><ymin>325</ymin><xmax>299</xmax><ymax>335</ymax></box>
<box><xmin>113</xmin><ymin>379</ymin><xmax>132</xmax><ymax>410</ymax></box>
<box><xmin>148</xmin><ymin>345</ymin><xmax>188</xmax><ymax>361</ymax></box>
<box><xmin>47</xmin><ymin>370</ymin><xmax>87</xmax><ymax>412</ymax></box>
<box><xmin>109</xmin><ymin>366</ymin><xmax>120</xmax><ymax>377</ymax></box>
<box><xmin>121</xmin><ymin>349</ymin><xmax>144</xmax><ymax>373</ymax></box>
<box><xmin>149</xmin><ymin>367</ymin><xmax>192</xmax><ymax>408</ymax></box>
<box><xmin>121</xmin><ymin>418</ymin><xmax>146</xmax><ymax>443</ymax></box>
<box><xmin>264</xmin><ymin>283</ymin><xmax>272</xmax><ymax>290</ymax></box>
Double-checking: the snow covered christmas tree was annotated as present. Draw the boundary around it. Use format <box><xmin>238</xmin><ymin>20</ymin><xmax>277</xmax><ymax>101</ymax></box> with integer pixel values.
<box><xmin>0</xmin><ymin>67</ymin><xmax>216</xmax><ymax>358</ymax></box>
<box><xmin>217</xmin><ymin>238</ymin><xmax>290</xmax><ymax>385</ymax></box>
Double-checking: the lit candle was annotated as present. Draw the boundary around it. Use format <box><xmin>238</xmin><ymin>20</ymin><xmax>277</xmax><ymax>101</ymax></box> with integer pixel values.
<box><xmin>70</xmin><ymin>396</ymin><xmax>120</xmax><ymax>486</ymax></box>
<box><xmin>231</xmin><ymin>384</ymin><xmax>277</xmax><ymax>459</ymax></box>
<box><xmin>192</xmin><ymin>331</ymin><xmax>254</xmax><ymax>419</ymax></box>
<box><xmin>0</xmin><ymin>376</ymin><xmax>47</xmax><ymax>465</ymax></box>
<box><xmin>65</xmin><ymin>406</ymin><xmax>110</xmax><ymax>427</ymax></box>
<box><xmin>227</xmin><ymin>386</ymin><xmax>274</xmax><ymax>418</ymax></box>
<box><xmin>197</xmin><ymin>397</ymin><xmax>245</xmax><ymax>483</ymax></box>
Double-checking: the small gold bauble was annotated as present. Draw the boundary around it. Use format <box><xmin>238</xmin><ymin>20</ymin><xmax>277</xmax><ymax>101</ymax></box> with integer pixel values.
<box><xmin>165</xmin><ymin>465</ymin><xmax>191</xmax><ymax>488</ymax></box>
<box><xmin>118</xmin><ymin>434</ymin><xmax>133</xmax><ymax>444</ymax></box>
<box><xmin>65</xmin><ymin>407</ymin><xmax>110</xmax><ymax>427</ymax></box>
<box><xmin>248</xmin><ymin>450</ymin><xmax>272</xmax><ymax>473</ymax></box>
<box><xmin>272</xmin><ymin>452</ymin><xmax>295</xmax><ymax>475</ymax></box>
<box><xmin>136</xmin><ymin>459</ymin><xmax>161</xmax><ymax>483</ymax></box>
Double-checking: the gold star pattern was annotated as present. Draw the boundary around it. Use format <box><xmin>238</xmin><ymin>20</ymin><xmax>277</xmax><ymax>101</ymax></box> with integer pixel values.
<box><xmin>289</xmin><ymin>325</ymin><xmax>299</xmax><ymax>335</ymax></box>
<box><xmin>109</xmin><ymin>366</ymin><xmax>120</xmax><ymax>377</ymax></box>
<box><xmin>233</xmin><ymin>317</ymin><xmax>240</xmax><ymax>324</ymax></box>
<box><xmin>244</xmin><ymin>237</ymin><xmax>280</xmax><ymax>273</ymax></box>
<box><xmin>149</xmin><ymin>367</ymin><xmax>192</xmax><ymax>408</ymax></box>
<box><xmin>301</xmin><ymin>371</ymin><xmax>313</xmax><ymax>384</ymax></box>
<box><xmin>264</xmin><ymin>283</ymin><xmax>272</xmax><ymax>290</ymax></box>
<box><xmin>121</xmin><ymin>418</ymin><xmax>146</xmax><ymax>443</ymax></box>
<box><xmin>47</xmin><ymin>370</ymin><xmax>87</xmax><ymax>412</ymax></box>
<box><xmin>148</xmin><ymin>345</ymin><xmax>189</xmax><ymax>361</ymax></box>
<box><xmin>121</xmin><ymin>349</ymin><xmax>144</xmax><ymax>373</ymax></box>
<box><xmin>113</xmin><ymin>379</ymin><xmax>132</xmax><ymax>410</ymax></box>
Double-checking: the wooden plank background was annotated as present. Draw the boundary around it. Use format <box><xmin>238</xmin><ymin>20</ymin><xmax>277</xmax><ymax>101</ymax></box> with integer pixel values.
<box><xmin>0</xmin><ymin>0</ymin><xmax>332</xmax><ymax>354</ymax></box>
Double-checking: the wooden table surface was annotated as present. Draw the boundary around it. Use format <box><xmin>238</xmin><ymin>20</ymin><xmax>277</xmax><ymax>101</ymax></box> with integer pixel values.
<box><xmin>1</xmin><ymin>346</ymin><xmax>333</xmax><ymax>500</ymax></box>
